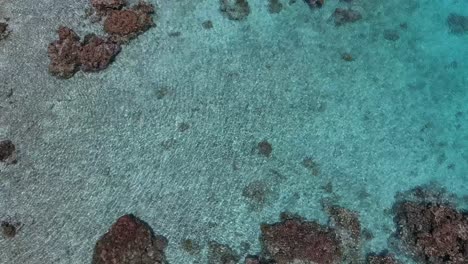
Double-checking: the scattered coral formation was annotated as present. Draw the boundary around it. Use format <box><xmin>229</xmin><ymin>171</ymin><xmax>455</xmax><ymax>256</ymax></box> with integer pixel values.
<box><xmin>202</xmin><ymin>20</ymin><xmax>213</xmax><ymax>29</ymax></box>
<box><xmin>257</xmin><ymin>140</ymin><xmax>272</xmax><ymax>157</ymax></box>
<box><xmin>268</xmin><ymin>0</ymin><xmax>283</xmax><ymax>14</ymax></box>
<box><xmin>326</xmin><ymin>206</ymin><xmax>361</xmax><ymax>240</ymax></box>
<box><xmin>383</xmin><ymin>29</ymin><xmax>400</xmax><ymax>41</ymax></box>
<box><xmin>92</xmin><ymin>214</ymin><xmax>167</xmax><ymax>264</ymax></box>
<box><xmin>104</xmin><ymin>2</ymin><xmax>155</xmax><ymax>43</ymax></box>
<box><xmin>341</xmin><ymin>53</ymin><xmax>354</xmax><ymax>62</ymax></box>
<box><xmin>181</xmin><ymin>239</ymin><xmax>202</xmax><ymax>255</ymax></box>
<box><xmin>302</xmin><ymin>157</ymin><xmax>320</xmax><ymax>176</ymax></box>
<box><xmin>260</xmin><ymin>214</ymin><xmax>342</xmax><ymax>264</ymax></box>
<box><xmin>333</xmin><ymin>8</ymin><xmax>362</xmax><ymax>26</ymax></box>
<box><xmin>393</xmin><ymin>186</ymin><xmax>468</xmax><ymax>264</ymax></box>
<box><xmin>306</xmin><ymin>0</ymin><xmax>324</xmax><ymax>8</ymax></box>
<box><xmin>244</xmin><ymin>255</ymin><xmax>274</xmax><ymax>264</ymax></box>
<box><xmin>220</xmin><ymin>0</ymin><xmax>251</xmax><ymax>21</ymax></box>
<box><xmin>47</xmin><ymin>27</ymin><xmax>82</xmax><ymax>78</ymax></box>
<box><xmin>48</xmin><ymin>1</ymin><xmax>154</xmax><ymax>78</ymax></box>
<box><xmin>208</xmin><ymin>241</ymin><xmax>240</xmax><ymax>264</ymax></box>
<box><xmin>0</xmin><ymin>139</ymin><xmax>16</xmax><ymax>164</ymax></box>
<box><xmin>242</xmin><ymin>180</ymin><xmax>273</xmax><ymax>210</ymax></box>
<box><xmin>447</xmin><ymin>13</ymin><xmax>468</xmax><ymax>34</ymax></box>
<box><xmin>80</xmin><ymin>34</ymin><xmax>121</xmax><ymax>72</ymax></box>
<box><xmin>48</xmin><ymin>27</ymin><xmax>121</xmax><ymax>78</ymax></box>
<box><xmin>91</xmin><ymin>0</ymin><xmax>125</xmax><ymax>15</ymax></box>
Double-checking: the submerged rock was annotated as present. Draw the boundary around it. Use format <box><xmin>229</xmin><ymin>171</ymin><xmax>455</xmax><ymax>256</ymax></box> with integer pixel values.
<box><xmin>103</xmin><ymin>2</ymin><xmax>155</xmax><ymax>43</ymax></box>
<box><xmin>0</xmin><ymin>22</ymin><xmax>10</xmax><ymax>40</ymax></box>
<box><xmin>1</xmin><ymin>221</ymin><xmax>19</xmax><ymax>238</ymax></box>
<box><xmin>447</xmin><ymin>13</ymin><xmax>468</xmax><ymax>34</ymax></box>
<box><xmin>80</xmin><ymin>34</ymin><xmax>121</xmax><ymax>72</ymax></box>
<box><xmin>260</xmin><ymin>214</ymin><xmax>342</xmax><ymax>264</ymax></box>
<box><xmin>220</xmin><ymin>0</ymin><xmax>251</xmax><ymax>21</ymax></box>
<box><xmin>47</xmin><ymin>27</ymin><xmax>82</xmax><ymax>79</ymax></box>
<box><xmin>333</xmin><ymin>8</ymin><xmax>362</xmax><ymax>26</ymax></box>
<box><xmin>92</xmin><ymin>214</ymin><xmax>167</xmax><ymax>264</ymax></box>
<box><xmin>0</xmin><ymin>140</ymin><xmax>16</xmax><ymax>163</ymax></box>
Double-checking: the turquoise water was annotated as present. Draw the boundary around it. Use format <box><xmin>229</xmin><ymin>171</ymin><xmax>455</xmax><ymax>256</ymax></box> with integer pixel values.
<box><xmin>0</xmin><ymin>0</ymin><xmax>467</xmax><ymax>263</ymax></box>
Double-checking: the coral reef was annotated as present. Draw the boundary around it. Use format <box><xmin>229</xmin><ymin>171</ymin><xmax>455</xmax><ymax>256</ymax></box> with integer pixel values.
<box><xmin>326</xmin><ymin>206</ymin><xmax>361</xmax><ymax>240</ymax></box>
<box><xmin>103</xmin><ymin>2</ymin><xmax>155</xmax><ymax>43</ymax></box>
<box><xmin>47</xmin><ymin>27</ymin><xmax>82</xmax><ymax>79</ymax></box>
<box><xmin>48</xmin><ymin>28</ymin><xmax>121</xmax><ymax>78</ymax></box>
<box><xmin>393</xmin><ymin>186</ymin><xmax>468</xmax><ymax>263</ymax></box>
<box><xmin>208</xmin><ymin>241</ymin><xmax>240</xmax><ymax>264</ymax></box>
<box><xmin>48</xmin><ymin>1</ymin><xmax>154</xmax><ymax>78</ymax></box>
<box><xmin>91</xmin><ymin>0</ymin><xmax>125</xmax><ymax>15</ymax></box>
<box><xmin>367</xmin><ymin>252</ymin><xmax>399</xmax><ymax>264</ymax></box>
<box><xmin>220</xmin><ymin>0</ymin><xmax>251</xmax><ymax>21</ymax></box>
<box><xmin>80</xmin><ymin>34</ymin><xmax>121</xmax><ymax>72</ymax></box>
<box><xmin>260</xmin><ymin>214</ymin><xmax>342</xmax><ymax>264</ymax></box>
<box><xmin>333</xmin><ymin>8</ymin><xmax>362</xmax><ymax>26</ymax></box>
<box><xmin>244</xmin><ymin>255</ymin><xmax>274</xmax><ymax>264</ymax></box>
<box><xmin>92</xmin><ymin>214</ymin><xmax>167</xmax><ymax>264</ymax></box>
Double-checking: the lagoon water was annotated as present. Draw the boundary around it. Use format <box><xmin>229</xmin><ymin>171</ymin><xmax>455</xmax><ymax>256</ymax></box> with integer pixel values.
<box><xmin>0</xmin><ymin>0</ymin><xmax>467</xmax><ymax>263</ymax></box>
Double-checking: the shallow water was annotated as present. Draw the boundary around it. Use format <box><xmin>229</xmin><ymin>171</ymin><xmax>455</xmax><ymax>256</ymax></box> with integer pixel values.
<box><xmin>0</xmin><ymin>0</ymin><xmax>467</xmax><ymax>263</ymax></box>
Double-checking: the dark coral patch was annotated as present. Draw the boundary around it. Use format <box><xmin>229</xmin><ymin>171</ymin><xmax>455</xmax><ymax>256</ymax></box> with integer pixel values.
<box><xmin>91</xmin><ymin>0</ymin><xmax>125</xmax><ymax>15</ymax></box>
<box><xmin>447</xmin><ymin>13</ymin><xmax>468</xmax><ymax>34</ymax></box>
<box><xmin>103</xmin><ymin>2</ymin><xmax>154</xmax><ymax>43</ymax></box>
<box><xmin>0</xmin><ymin>140</ymin><xmax>16</xmax><ymax>163</ymax></box>
<box><xmin>92</xmin><ymin>214</ymin><xmax>167</xmax><ymax>264</ymax></box>
<box><xmin>47</xmin><ymin>27</ymin><xmax>82</xmax><ymax>79</ymax></box>
<box><xmin>208</xmin><ymin>241</ymin><xmax>240</xmax><ymax>264</ymax></box>
<box><xmin>242</xmin><ymin>180</ymin><xmax>273</xmax><ymax>210</ymax></box>
<box><xmin>326</xmin><ymin>206</ymin><xmax>361</xmax><ymax>240</ymax></box>
<box><xmin>394</xmin><ymin>201</ymin><xmax>468</xmax><ymax>263</ymax></box>
<box><xmin>1</xmin><ymin>221</ymin><xmax>19</xmax><ymax>238</ymax></box>
<box><xmin>0</xmin><ymin>22</ymin><xmax>10</xmax><ymax>40</ymax></box>
<box><xmin>220</xmin><ymin>0</ymin><xmax>251</xmax><ymax>21</ymax></box>
<box><xmin>367</xmin><ymin>252</ymin><xmax>400</xmax><ymax>264</ymax></box>
<box><xmin>333</xmin><ymin>8</ymin><xmax>362</xmax><ymax>26</ymax></box>
<box><xmin>260</xmin><ymin>215</ymin><xmax>342</xmax><ymax>264</ymax></box>
<box><xmin>257</xmin><ymin>140</ymin><xmax>272</xmax><ymax>157</ymax></box>
<box><xmin>80</xmin><ymin>34</ymin><xmax>121</xmax><ymax>72</ymax></box>
<box><xmin>48</xmin><ymin>27</ymin><xmax>121</xmax><ymax>78</ymax></box>
<box><xmin>392</xmin><ymin>186</ymin><xmax>468</xmax><ymax>264</ymax></box>
<box><xmin>268</xmin><ymin>0</ymin><xmax>283</xmax><ymax>14</ymax></box>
